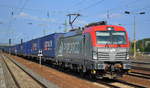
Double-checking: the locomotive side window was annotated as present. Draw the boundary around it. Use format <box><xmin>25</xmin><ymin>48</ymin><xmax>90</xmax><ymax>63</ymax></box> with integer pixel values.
<box><xmin>96</xmin><ymin>31</ymin><xmax>126</xmax><ymax>44</ymax></box>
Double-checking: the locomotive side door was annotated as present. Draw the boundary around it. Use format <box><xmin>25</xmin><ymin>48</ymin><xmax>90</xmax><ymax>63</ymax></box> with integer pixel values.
<box><xmin>83</xmin><ymin>33</ymin><xmax>92</xmax><ymax>63</ymax></box>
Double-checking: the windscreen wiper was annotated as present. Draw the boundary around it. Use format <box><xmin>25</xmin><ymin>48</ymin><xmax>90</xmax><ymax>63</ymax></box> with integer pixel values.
<box><xmin>113</xmin><ymin>36</ymin><xmax>121</xmax><ymax>47</ymax></box>
<box><xmin>105</xmin><ymin>39</ymin><xmax>111</xmax><ymax>48</ymax></box>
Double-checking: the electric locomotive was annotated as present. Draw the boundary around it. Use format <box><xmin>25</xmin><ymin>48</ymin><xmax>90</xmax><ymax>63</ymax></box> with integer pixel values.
<box><xmin>57</xmin><ymin>21</ymin><xmax>131</xmax><ymax>79</ymax></box>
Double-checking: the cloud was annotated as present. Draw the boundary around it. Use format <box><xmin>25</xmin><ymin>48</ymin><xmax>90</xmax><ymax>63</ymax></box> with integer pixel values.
<box><xmin>14</xmin><ymin>12</ymin><xmax>55</xmax><ymax>22</ymax></box>
<box><xmin>19</xmin><ymin>12</ymin><xmax>29</xmax><ymax>17</ymax></box>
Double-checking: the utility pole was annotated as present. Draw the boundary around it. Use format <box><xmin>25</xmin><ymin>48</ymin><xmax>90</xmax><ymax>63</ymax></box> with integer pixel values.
<box><xmin>9</xmin><ymin>38</ymin><xmax>11</xmax><ymax>54</ymax></box>
<box><xmin>133</xmin><ymin>15</ymin><xmax>136</xmax><ymax>58</ymax></box>
<box><xmin>107</xmin><ymin>10</ymin><xmax>110</xmax><ymax>20</ymax></box>
<box><xmin>63</xmin><ymin>20</ymin><xmax>68</xmax><ymax>32</ymax></box>
<box><xmin>124</xmin><ymin>11</ymin><xmax>145</xmax><ymax>58</ymax></box>
<box><xmin>43</xmin><ymin>29</ymin><xmax>46</xmax><ymax>36</ymax></box>
<box><xmin>67</xmin><ymin>13</ymin><xmax>81</xmax><ymax>29</ymax></box>
<box><xmin>21</xmin><ymin>39</ymin><xmax>23</xmax><ymax>44</ymax></box>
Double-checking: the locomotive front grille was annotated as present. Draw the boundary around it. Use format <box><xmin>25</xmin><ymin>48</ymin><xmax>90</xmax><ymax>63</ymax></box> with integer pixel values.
<box><xmin>97</xmin><ymin>52</ymin><xmax>127</xmax><ymax>59</ymax></box>
<box><xmin>98</xmin><ymin>52</ymin><xmax>109</xmax><ymax>59</ymax></box>
<box><xmin>115</xmin><ymin>52</ymin><xmax>127</xmax><ymax>59</ymax></box>
<box><xmin>96</xmin><ymin>48</ymin><xmax>128</xmax><ymax>60</ymax></box>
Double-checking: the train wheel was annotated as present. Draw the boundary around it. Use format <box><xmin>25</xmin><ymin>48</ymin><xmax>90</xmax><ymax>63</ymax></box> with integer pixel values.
<box><xmin>88</xmin><ymin>74</ymin><xmax>96</xmax><ymax>81</ymax></box>
<box><xmin>79</xmin><ymin>70</ymin><xmax>85</xmax><ymax>78</ymax></box>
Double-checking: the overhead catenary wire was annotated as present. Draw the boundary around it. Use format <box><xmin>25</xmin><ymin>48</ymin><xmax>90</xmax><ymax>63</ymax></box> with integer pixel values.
<box><xmin>7</xmin><ymin>0</ymin><xmax>29</xmax><ymax>27</ymax></box>
<box><xmin>0</xmin><ymin>4</ymin><xmax>45</xmax><ymax>12</ymax></box>
<box><xmin>65</xmin><ymin>0</ymin><xmax>144</xmax><ymax>27</ymax></box>
<box><xmin>7</xmin><ymin>0</ymin><xmax>29</xmax><ymax>25</ymax></box>
<box><xmin>17</xmin><ymin>0</ymin><xmax>29</xmax><ymax>14</ymax></box>
<box><xmin>107</xmin><ymin>0</ymin><xmax>149</xmax><ymax>17</ymax></box>
<box><xmin>134</xmin><ymin>5</ymin><xmax>150</xmax><ymax>13</ymax></box>
<box><xmin>0</xmin><ymin>3</ymin><xmax>71</xmax><ymax>15</ymax></box>
<box><xmin>0</xmin><ymin>3</ymin><xmax>69</xmax><ymax>28</ymax></box>
<box><xmin>78</xmin><ymin>0</ymin><xmax>141</xmax><ymax>19</ymax></box>
<box><xmin>7</xmin><ymin>0</ymin><xmax>29</xmax><ymax>44</ymax></box>
<box><xmin>108</xmin><ymin>0</ymin><xmax>139</xmax><ymax>12</ymax></box>
<box><xmin>72</xmin><ymin>0</ymin><xmax>88</xmax><ymax>7</ymax></box>
<box><xmin>77</xmin><ymin>0</ymin><xmax>105</xmax><ymax>12</ymax></box>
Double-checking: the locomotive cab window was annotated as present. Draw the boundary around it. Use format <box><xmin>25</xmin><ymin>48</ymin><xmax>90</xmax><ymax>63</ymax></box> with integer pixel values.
<box><xmin>96</xmin><ymin>31</ymin><xmax>126</xmax><ymax>44</ymax></box>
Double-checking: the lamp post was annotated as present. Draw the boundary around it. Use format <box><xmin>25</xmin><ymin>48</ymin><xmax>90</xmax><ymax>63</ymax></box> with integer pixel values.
<box><xmin>125</xmin><ymin>11</ymin><xmax>145</xmax><ymax>58</ymax></box>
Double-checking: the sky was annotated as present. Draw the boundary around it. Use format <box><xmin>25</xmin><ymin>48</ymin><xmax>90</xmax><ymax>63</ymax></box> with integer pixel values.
<box><xmin>0</xmin><ymin>0</ymin><xmax>150</xmax><ymax>44</ymax></box>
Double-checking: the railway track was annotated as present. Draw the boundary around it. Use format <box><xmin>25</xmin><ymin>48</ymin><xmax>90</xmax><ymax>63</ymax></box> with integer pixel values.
<box><xmin>114</xmin><ymin>79</ymin><xmax>146</xmax><ymax>88</ymax></box>
<box><xmin>131</xmin><ymin>61</ymin><xmax>150</xmax><ymax>71</ymax></box>
<box><xmin>0</xmin><ymin>55</ymin><xmax>19</xmax><ymax>88</ymax></box>
<box><xmin>131</xmin><ymin>61</ymin><xmax>150</xmax><ymax>79</ymax></box>
<box><xmin>2</xmin><ymin>53</ymin><xmax>149</xmax><ymax>88</ymax></box>
<box><xmin>0</xmin><ymin>54</ymin><xmax>58</xmax><ymax>88</ymax></box>
<box><xmin>1</xmin><ymin>54</ymin><xmax>44</xmax><ymax>88</ymax></box>
<box><xmin>131</xmin><ymin>66</ymin><xmax>150</xmax><ymax>71</ymax></box>
<box><xmin>95</xmin><ymin>78</ymin><xmax>146</xmax><ymax>88</ymax></box>
<box><xmin>128</xmin><ymin>72</ymin><xmax>150</xmax><ymax>79</ymax></box>
<box><xmin>93</xmin><ymin>61</ymin><xmax>150</xmax><ymax>88</ymax></box>
<box><xmin>2</xmin><ymin>56</ymin><xmax>21</xmax><ymax>88</ymax></box>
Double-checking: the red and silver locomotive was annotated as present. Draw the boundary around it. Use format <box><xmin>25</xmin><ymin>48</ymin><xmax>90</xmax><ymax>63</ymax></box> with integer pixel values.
<box><xmin>57</xmin><ymin>21</ymin><xmax>131</xmax><ymax>79</ymax></box>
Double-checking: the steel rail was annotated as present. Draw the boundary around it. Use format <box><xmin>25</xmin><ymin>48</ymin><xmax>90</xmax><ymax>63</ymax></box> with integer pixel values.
<box><xmin>1</xmin><ymin>55</ymin><xmax>21</xmax><ymax>88</ymax></box>
<box><xmin>114</xmin><ymin>79</ymin><xmax>146</xmax><ymax>88</ymax></box>
<box><xmin>3</xmin><ymin>54</ymin><xmax>58</xmax><ymax>88</ymax></box>
<box><xmin>128</xmin><ymin>72</ymin><xmax>150</xmax><ymax>79</ymax></box>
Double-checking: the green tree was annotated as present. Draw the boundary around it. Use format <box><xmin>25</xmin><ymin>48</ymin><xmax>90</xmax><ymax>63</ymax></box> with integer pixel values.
<box><xmin>145</xmin><ymin>43</ymin><xmax>150</xmax><ymax>52</ymax></box>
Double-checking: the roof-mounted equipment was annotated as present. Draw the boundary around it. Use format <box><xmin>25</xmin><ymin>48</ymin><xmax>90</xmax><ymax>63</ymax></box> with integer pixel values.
<box><xmin>85</xmin><ymin>21</ymin><xmax>107</xmax><ymax>28</ymax></box>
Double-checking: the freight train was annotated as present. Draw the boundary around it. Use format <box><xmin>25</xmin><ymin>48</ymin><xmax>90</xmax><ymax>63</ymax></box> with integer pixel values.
<box><xmin>3</xmin><ymin>21</ymin><xmax>131</xmax><ymax>79</ymax></box>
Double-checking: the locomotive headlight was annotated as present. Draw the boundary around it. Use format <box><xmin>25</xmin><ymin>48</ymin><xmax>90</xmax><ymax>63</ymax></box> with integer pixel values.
<box><xmin>126</xmin><ymin>54</ymin><xmax>129</xmax><ymax>60</ymax></box>
<box><xmin>107</xmin><ymin>27</ymin><xmax>114</xmax><ymax>31</ymax></box>
<box><xmin>93</xmin><ymin>52</ymin><xmax>97</xmax><ymax>60</ymax></box>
